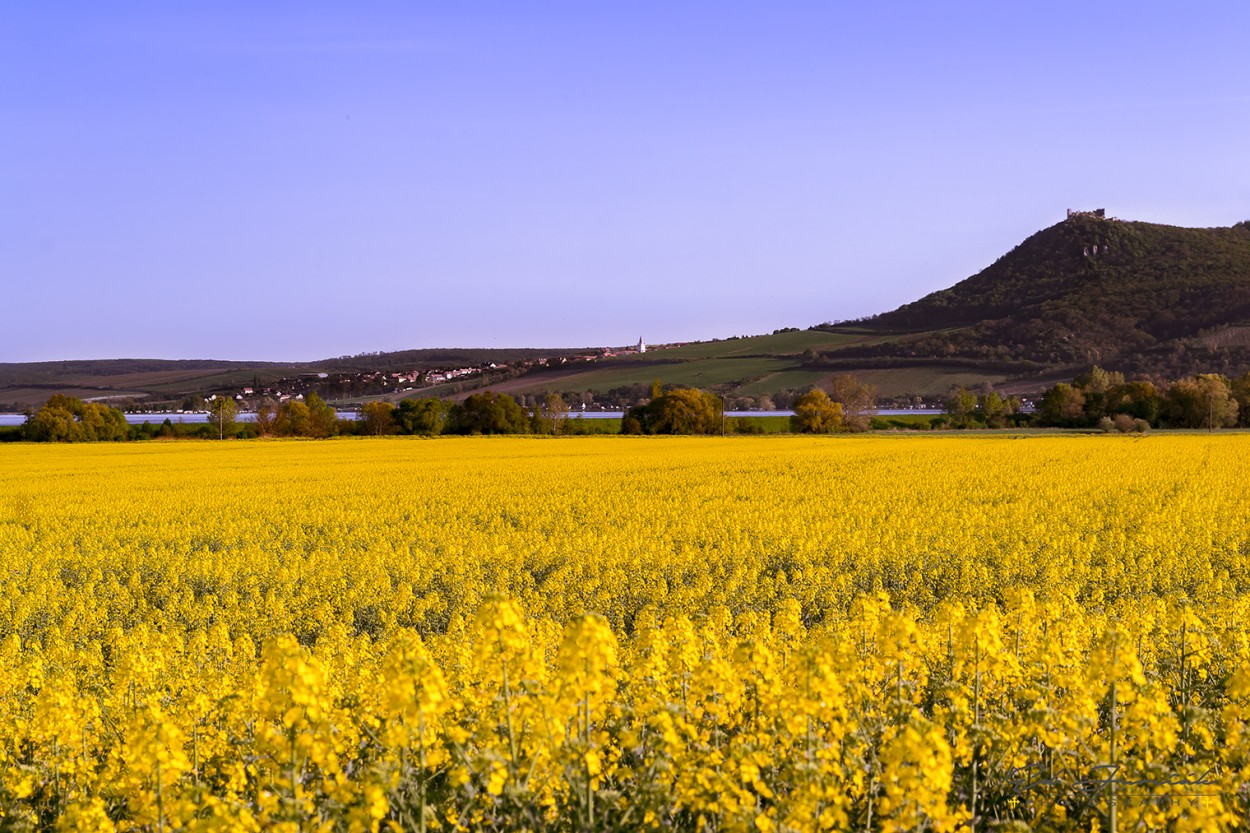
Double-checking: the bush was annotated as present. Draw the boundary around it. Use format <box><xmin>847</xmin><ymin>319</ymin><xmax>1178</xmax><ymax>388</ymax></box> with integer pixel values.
<box><xmin>730</xmin><ymin>417</ymin><xmax>765</xmax><ymax>435</ymax></box>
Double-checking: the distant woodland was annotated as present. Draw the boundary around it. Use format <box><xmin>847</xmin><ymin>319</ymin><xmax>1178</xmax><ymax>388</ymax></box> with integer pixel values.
<box><xmin>9</xmin><ymin>362</ymin><xmax>1250</xmax><ymax>443</ymax></box>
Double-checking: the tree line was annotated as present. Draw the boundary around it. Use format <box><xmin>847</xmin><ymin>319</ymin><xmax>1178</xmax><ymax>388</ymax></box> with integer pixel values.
<box><xmin>1031</xmin><ymin>366</ymin><xmax>1249</xmax><ymax>430</ymax></box>
<box><xmin>934</xmin><ymin>366</ymin><xmax>1250</xmax><ymax>431</ymax></box>
<box><xmin>356</xmin><ymin>392</ymin><xmax>613</xmax><ymax>437</ymax></box>
<box><xmin>615</xmin><ymin>374</ymin><xmax>882</xmax><ymax>436</ymax></box>
<box><xmin>13</xmin><ymin>392</ymin><xmax>617</xmax><ymax>443</ymax></box>
<box><xmin>14</xmin><ymin>367</ymin><xmax>1250</xmax><ymax>443</ymax></box>
<box><xmin>21</xmin><ymin>395</ymin><xmax>129</xmax><ymax>442</ymax></box>
<box><xmin>18</xmin><ymin>394</ymin><xmax>348</xmax><ymax>442</ymax></box>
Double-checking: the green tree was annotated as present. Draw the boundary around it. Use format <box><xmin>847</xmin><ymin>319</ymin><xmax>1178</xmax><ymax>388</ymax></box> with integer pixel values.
<box><xmin>447</xmin><ymin>392</ymin><xmax>531</xmax><ymax>434</ymax></box>
<box><xmin>790</xmin><ymin>389</ymin><xmax>844</xmax><ymax>433</ymax></box>
<box><xmin>1074</xmin><ymin>365</ymin><xmax>1125</xmax><ymax>420</ymax></box>
<box><xmin>395</xmin><ymin>398</ymin><xmax>451</xmax><ymax>435</ymax></box>
<box><xmin>133</xmin><ymin>420</ymin><xmax>154</xmax><ymax>441</ymax></box>
<box><xmin>277</xmin><ymin>401</ymin><xmax>311</xmax><ymax>437</ymax></box>
<box><xmin>23</xmin><ymin>395</ymin><xmax>128</xmax><ymax>442</ymax></box>
<box><xmin>1165</xmin><ymin>374</ymin><xmax>1238</xmax><ymax>429</ymax></box>
<box><xmin>361</xmin><ymin>401</ymin><xmax>397</xmax><ymax>436</ymax></box>
<box><xmin>208</xmin><ymin>397</ymin><xmax>238</xmax><ymax>439</ymax></box>
<box><xmin>625</xmin><ymin>388</ymin><xmax>721</xmax><ymax>435</ymax></box>
<box><xmin>1038</xmin><ymin>383</ymin><xmax>1087</xmax><ymax>427</ymax></box>
<box><xmin>24</xmin><ymin>403</ymin><xmax>81</xmax><ymax>442</ymax></box>
<box><xmin>944</xmin><ymin>386</ymin><xmax>979</xmax><ymax>429</ymax></box>
<box><xmin>532</xmin><ymin>392</ymin><xmax>570</xmax><ymax>435</ymax></box>
<box><xmin>1106</xmin><ymin>380</ymin><xmax>1162</xmax><ymax>425</ymax></box>
<box><xmin>79</xmin><ymin>402</ymin><xmax>128</xmax><ymax>441</ymax></box>
<box><xmin>980</xmin><ymin>391</ymin><xmax>1009</xmax><ymax>428</ymax></box>
<box><xmin>1074</xmin><ymin>365</ymin><xmax>1124</xmax><ymax>393</ymax></box>
<box><xmin>1231</xmin><ymin>372</ymin><xmax>1250</xmax><ymax>427</ymax></box>
<box><xmin>306</xmin><ymin>393</ymin><xmax>338</xmax><ymax>438</ymax></box>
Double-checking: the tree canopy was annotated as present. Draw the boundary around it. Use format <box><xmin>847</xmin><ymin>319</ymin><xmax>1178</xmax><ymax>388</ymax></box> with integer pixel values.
<box><xmin>828</xmin><ymin>374</ymin><xmax>877</xmax><ymax>432</ymax></box>
<box><xmin>1036</xmin><ymin>365</ymin><xmax>1242</xmax><ymax>429</ymax></box>
<box><xmin>622</xmin><ymin>388</ymin><xmax>722</xmax><ymax>435</ymax></box>
<box><xmin>790</xmin><ymin>389</ymin><xmax>844</xmax><ymax>433</ymax></box>
<box><xmin>396</xmin><ymin>398</ymin><xmax>452</xmax><ymax>436</ymax></box>
<box><xmin>360</xmin><ymin>401</ymin><xmax>397</xmax><ymax>436</ymax></box>
<box><xmin>446</xmin><ymin>392</ymin><xmax>531</xmax><ymax>435</ymax></box>
<box><xmin>24</xmin><ymin>395</ymin><xmax>128</xmax><ymax>442</ymax></box>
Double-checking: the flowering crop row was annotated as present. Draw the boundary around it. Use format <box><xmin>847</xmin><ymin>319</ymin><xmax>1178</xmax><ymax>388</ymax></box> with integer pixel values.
<box><xmin>1</xmin><ymin>435</ymin><xmax>1249</xmax><ymax>830</ymax></box>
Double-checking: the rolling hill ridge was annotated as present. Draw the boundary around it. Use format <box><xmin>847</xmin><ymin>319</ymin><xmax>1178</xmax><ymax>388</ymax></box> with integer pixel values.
<box><xmin>4</xmin><ymin>212</ymin><xmax>1250</xmax><ymax>407</ymax></box>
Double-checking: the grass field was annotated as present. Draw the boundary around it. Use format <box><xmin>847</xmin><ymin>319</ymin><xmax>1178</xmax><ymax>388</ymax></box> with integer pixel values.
<box><xmin>726</xmin><ymin>414</ymin><xmax>792</xmax><ymax>433</ymax></box>
<box><xmin>489</xmin><ymin>331</ymin><xmax>1021</xmax><ymax>400</ymax></box>
<box><xmin>870</xmin><ymin>413</ymin><xmax>942</xmax><ymax>430</ymax></box>
<box><xmin>626</xmin><ymin>330</ymin><xmax>869</xmax><ymax>361</ymax></box>
<box><xmin>497</xmin><ymin>356</ymin><xmax>801</xmax><ymax>396</ymax></box>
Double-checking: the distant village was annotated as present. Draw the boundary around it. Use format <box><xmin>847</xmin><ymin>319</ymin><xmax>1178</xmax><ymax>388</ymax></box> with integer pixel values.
<box><xmin>197</xmin><ymin>338</ymin><xmax>655</xmax><ymax>411</ymax></box>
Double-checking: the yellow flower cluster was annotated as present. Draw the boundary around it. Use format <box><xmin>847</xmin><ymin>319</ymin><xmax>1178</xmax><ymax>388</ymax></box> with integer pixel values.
<box><xmin>1</xmin><ymin>435</ymin><xmax>1249</xmax><ymax>830</ymax></box>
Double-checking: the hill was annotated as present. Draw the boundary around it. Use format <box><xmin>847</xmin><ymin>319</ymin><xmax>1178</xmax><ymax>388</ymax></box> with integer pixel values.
<box><xmin>465</xmin><ymin>328</ymin><xmax>1024</xmax><ymax>406</ymax></box>
<box><xmin>853</xmin><ymin>212</ymin><xmax>1250</xmax><ymax>378</ymax></box>
<box><xmin>5</xmin><ymin>212</ymin><xmax>1250</xmax><ymax>409</ymax></box>
<box><xmin>0</xmin><ymin>349</ymin><xmax>593</xmax><ymax>410</ymax></box>
<box><xmin>484</xmin><ymin>213</ymin><xmax>1250</xmax><ymax>404</ymax></box>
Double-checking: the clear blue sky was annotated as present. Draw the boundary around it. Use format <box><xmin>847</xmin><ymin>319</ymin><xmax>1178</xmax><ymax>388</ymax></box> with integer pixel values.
<box><xmin>3</xmin><ymin>2</ymin><xmax>1248</xmax><ymax>362</ymax></box>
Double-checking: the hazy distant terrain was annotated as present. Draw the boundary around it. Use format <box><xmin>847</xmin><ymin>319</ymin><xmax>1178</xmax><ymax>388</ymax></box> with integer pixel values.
<box><xmin>5</xmin><ymin>214</ymin><xmax>1250</xmax><ymax>409</ymax></box>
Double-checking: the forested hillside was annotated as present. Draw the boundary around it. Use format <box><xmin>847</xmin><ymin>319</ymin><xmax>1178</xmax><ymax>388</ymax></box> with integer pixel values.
<box><xmin>853</xmin><ymin>214</ymin><xmax>1250</xmax><ymax>377</ymax></box>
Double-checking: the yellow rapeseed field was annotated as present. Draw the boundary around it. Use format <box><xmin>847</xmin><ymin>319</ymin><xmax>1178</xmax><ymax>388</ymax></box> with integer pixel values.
<box><xmin>2</xmin><ymin>435</ymin><xmax>1249</xmax><ymax>831</ymax></box>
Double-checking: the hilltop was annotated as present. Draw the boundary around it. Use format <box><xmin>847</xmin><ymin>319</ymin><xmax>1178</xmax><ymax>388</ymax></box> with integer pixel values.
<box><xmin>856</xmin><ymin>212</ymin><xmax>1250</xmax><ymax>377</ymax></box>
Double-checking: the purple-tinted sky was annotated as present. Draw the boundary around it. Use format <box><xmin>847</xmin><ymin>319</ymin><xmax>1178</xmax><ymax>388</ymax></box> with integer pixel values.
<box><xmin>3</xmin><ymin>2</ymin><xmax>1248</xmax><ymax>362</ymax></box>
